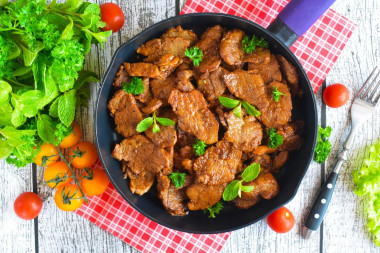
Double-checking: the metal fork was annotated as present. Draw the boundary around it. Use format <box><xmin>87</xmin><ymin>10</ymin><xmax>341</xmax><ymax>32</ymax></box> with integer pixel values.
<box><xmin>303</xmin><ymin>67</ymin><xmax>380</xmax><ymax>239</ymax></box>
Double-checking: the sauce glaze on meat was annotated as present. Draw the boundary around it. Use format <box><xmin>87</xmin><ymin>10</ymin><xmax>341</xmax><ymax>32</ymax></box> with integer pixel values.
<box><xmin>108</xmin><ymin>25</ymin><xmax>304</xmax><ymax>216</ymax></box>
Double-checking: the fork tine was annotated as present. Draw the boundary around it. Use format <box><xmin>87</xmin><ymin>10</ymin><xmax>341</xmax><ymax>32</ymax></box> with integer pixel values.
<box><xmin>368</xmin><ymin>76</ymin><xmax>380</xmax><ymax>102</ymax></box>
<box><xmin>362</xmin><ymin>70</ymin><xmax>380</xmax><ymax>98</ymax></box>
<box><xmin>357</xmin><ymin>67</ymin><xmax>378</xmax><ymax>98</ymax></box>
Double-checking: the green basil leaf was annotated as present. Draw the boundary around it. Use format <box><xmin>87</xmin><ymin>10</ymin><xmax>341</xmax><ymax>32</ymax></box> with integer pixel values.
<box><xmin>0</xmin><ymin>80</ymin><xmax>12</xmax><ymax>103</ymax></box>
<box><xmin>241</xmin><ymin>101</ymin><xmax>261</xmax><ymax>117</ymax></box>
<box><xmin>0</xmin><ymin>102</ymin><xmax>13</xmax><ymax>127</ymax></box>
<box><xmin>11</xmin><ymin>106</ymin><xmax>26</xmax><ymax>127</ymax></box>
<box><xmin>152</xmin><ymin>123</ymin><xmax>160</xmax><ymax>133</ymax></box>
<box><xmin>0</xmin><ymin>139</ymin><xmax>13</xmax><ymax>160</ymax></box>
<box><xmin>156</xmin><ymin>117</ymin><xmax>175</xmax><ymax>126</ymax></box>
<box><xmin>58</xmin><ymin>89</ymin><xmax>77</xmax><ymax>127</ymax></box>
<box><xmin>20</xmin><ymin>90</ymin><xmax>45</xmax><ymax>117</ymax></box>
<box><xmin>73</xmin><ymin>70</ymin><xmax>99</xmax><ymax>91</ymax></box>
<box><xmin>232</xmin><ymin>104</ymin><xmax>242</xmax><ymax>118</ymax></box>
<box><xmin>0</xmin><ymin>126</ymin><xmax>36</xmax><ymax>147</ymax></box>
<box><xmin>136</xmin><ymin>117</ymin><xmax>153</xmax><ymax>132</ymax></box>
<box><xmin>218</xmin><ymin>96</ymin><xmax>240</xmax><ymax>108</ymax></box>
<box><xmin>19</xmin><ymin>41</ymin><xmax>45</xmax><ymax>66</ymax></box>
<box><xmin>12</xmin><ymin>66</ymin><xmax>32</xmax><ymax>77</ymax></box>
<box><xmin>59</xmin><ymin>17</ymin><xmax>74</xmax><ymax>41</ymax></box>
<box><xmin>49</xmin><ymin>98</ymin><xmax>59</xmax><ymax>118</ymax></box>
<box><xmin>37</xmin><ymin>114</ymin><xmax>57</xmax><ymax>144</ymax></box>
<box><xmin>241</xmin><ymin>185</ymin><xmax>254</xmax><ymax>193</ymax></box>
<box><xmin>223</xmin><ymin>180</ymin><xmax>241</xmax><ymax>201</ymax></box>
<box><xmin>241</xmin><ymin>163</ymin><xmax>260</xmax><ymax>182</ymax></box>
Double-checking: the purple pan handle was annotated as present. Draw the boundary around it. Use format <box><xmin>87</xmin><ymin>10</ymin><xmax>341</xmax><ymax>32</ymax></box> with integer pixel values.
<box><xmin>267</xmin><ymin>0</ymin><xmax>335</xmax><ymax>47</ymax></box>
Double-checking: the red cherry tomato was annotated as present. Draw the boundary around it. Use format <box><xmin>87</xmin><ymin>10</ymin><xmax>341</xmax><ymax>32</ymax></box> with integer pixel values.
<box><xmin>100</xmin><ymin>3</ymin><xmax>125</xmax><ymax>33</ymax></box>
<box><xmin>323</xmin><ymin>83</ymin><xmax>350</xmax><ymax>108</ymax></box>
<box><xmin>266</xmin><ymin>206</ymin><xmax>295</xmax><ymax>233</ymax></box>
<box><xmin>14</xmin><ymin>192</ymin><xmax>43</xmax><ymax>220</ymax></box>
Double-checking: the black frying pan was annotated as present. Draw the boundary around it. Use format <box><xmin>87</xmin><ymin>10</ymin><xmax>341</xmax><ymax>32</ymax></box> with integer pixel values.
<box><xmin>95</xmin><ymin>0</ymin><xmax>334</xmax><ymax>233</ymax></box>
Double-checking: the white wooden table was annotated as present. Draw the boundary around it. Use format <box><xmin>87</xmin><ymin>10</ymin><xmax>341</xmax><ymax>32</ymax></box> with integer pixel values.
<box><xmin>1</xmin><ymin>0</ymin><xmax>380</xmax><ymax>252</ymax></box>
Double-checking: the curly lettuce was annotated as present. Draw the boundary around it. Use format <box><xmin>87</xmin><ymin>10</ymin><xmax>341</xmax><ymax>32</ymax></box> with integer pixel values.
<box><xmin>353</xmin><ymin>141</ymin><xmax>380</xmax><ymax>246</ymax></box>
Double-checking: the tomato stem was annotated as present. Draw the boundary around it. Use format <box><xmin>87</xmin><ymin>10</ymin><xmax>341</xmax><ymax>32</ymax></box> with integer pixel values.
<box><xmin>56</xmin><ymin>147</ymin><xmax>89</xmax><ymax>203</ymax></box>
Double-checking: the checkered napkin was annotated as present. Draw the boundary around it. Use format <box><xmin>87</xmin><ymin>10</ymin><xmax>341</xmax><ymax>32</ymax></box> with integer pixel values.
<box><xmin>75</xmin><ymin>1</ymin><xmax>356</xmax><ymax>253</ymax></box>
<box><xmin>181</xmin><ymin>0</ymin><xmax>356</xmax><ymax>93</ymax></box>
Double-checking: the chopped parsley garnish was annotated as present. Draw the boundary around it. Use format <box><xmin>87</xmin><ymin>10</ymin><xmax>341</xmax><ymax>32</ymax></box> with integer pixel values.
<box><xmin>204</xmin><ymin>201</ymin><xmax>224</xmax><ymax>218</ymax></box>
<box><xmin>267</xmin><ymin>128</ymin><xmax>284</xmax><ymax>149</ymax></box>
<box><xmin>123</xmin><ymin>77</ymin><xmax>145</xmax><ymax>95</ymax></box>
<box><xmin>185</xmin><ymin>46</ymin><xmax>203</xmax><ymax>66</ymax></box>
<box><xmin>169</xmin><ymin>171</ymin><xmax>186</xmax><ymax>188</ymax></box>
<box><xmin>272</xmin><ymin>86</ymin><xmax>285</xmax><ymax>102</ymax></box>
<box><xmin>193</xmin><ymin>138</ymin><xmax>207</xmax><ymax>156</ymax></box>
<box><xmin>241</xmin><ymin>35</ymin><xmax>268</xmax><ymax>54</ymax></box>
<box><xmin>314</xmin><ymin>126</ymin><xmax>332</xmax><ymax>164</ymax></box>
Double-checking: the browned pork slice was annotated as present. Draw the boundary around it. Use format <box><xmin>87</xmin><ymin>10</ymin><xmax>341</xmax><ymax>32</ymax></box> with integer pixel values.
<box><xmin>126</xmin><ymin>167</ymin><xmax>155</xmax><ymax>196</ymax></box>
<box><xmin>151</xmin><ymin>76</ymin><xmax>176</xmax><ymax>106</ymax></box>
<box><xmin>162</xmin><ymin>26</ymin><xmax>198</xmax><ymax>44</ymax></box>
<box><xmin>195</xmin><ymin>25</ymin><xmax>224</xmax><ymax>73</ymax></box>
<box><xmin>168</xmin><ymin>89</ymin><xmax>219</xmax><ymax>144</ymax></box>
<box><xmin>145</xmin><ymin>125</ymin><xmax>177</xmax><ymax>149</ymax></box>
<box><xmin>273</xmin><ymin>151</ymin><xmax>289</xmax><ymax>172</ymax></box>
<box><xmin>251</xmin><ymin>155</ymin><xmax>272</xmax><ymax>173</ymax></box>
<box><xmin>155</xmin><ymin>54</ymin><xmax>183</xmax><ymax>78</ymax></box>
<box><xmin>176</xmin><ymin>70</ymin><xmax>195</xmax><ymax>92</ymax></box>
<box><xmin>197</xmin><ymin>67</ymin><xmax>226</xmax><ymax>105</ymax></box>
<box><xmin>248</xmin><ymin>54</ymin><xmax>282</xmax><ymax>84</ymax></box>
<box><xmin>276</xmin><ymin>54</ymin><xmax>301</xmax><ymax>97</ymax></box>
<box><xmin>186</xmin><ymin>183</ymin><xmax>226</xmax><ymax>210</ymax></box>
<box><xmin>259</xmin><ymin>81</ymin><xmax>292</xmax><ymax>128</ymax></box>
<box><xmin>137</xmin><ymin>36</ymin><xmax>191</xmax><ymax>62</ymax></box>
<box><xmin>277</xmin><ymin>121</ymin><xmax>304</xmax><ymax>151</ymax></box>
<box><xmin>220</xmin><ymin>29</ymin><xmax>245</xmax><ymax>65</ymax></box>
<box><xmin>112</xmin><ymin>135</ymin><xmax>172</xmax><ymax>175</ymax></box>
<box><xmin>234</xmin><ymin>173</ymin><xmax>279</xmax><ymax>209</ymax></box>
<box><xmin>223</xmin><ymin>69</ymin><xmax>269</xmax><ymax>109</ymax></box>
<box><xmin>136</xmin><ymin>77</ymin><xmax>152</xmax><ymax>104</ymax></box>
<box><xmin>224</xmin><ymin>112</ymin><xmax>263</xmax><ymax>153</ymax></box>
<box><xmin>244</xmin><ymin>47</ymin><xmax>271</xmax><ymax>64</ymax></box>
<box><xmin>107</xmin><ymin>90</ymin><xmax>143</xmax><ymax>138</ymax></box>
<box><xmin>193</xmin><ymin>140</ymin><xmax>242</xmax><ymax>185</ymax></box>
<box><xmin>141</xmin><ymin>98</ymin><xmax>163</xmax><ymax>114</ymax></box>
<box><xmin>113</xmin><ymin>65</ymin><xmax>130</xmax><ymax>88</ymax></box>
<box><xmin>157</xmin><ymin>173</ymin><xmax>192</xmax><ymax>216</ymax></box>
<box><xmin>176</xmin><ymin>127</ymin><xmax>196</xmax><ymax>147</ymax></box>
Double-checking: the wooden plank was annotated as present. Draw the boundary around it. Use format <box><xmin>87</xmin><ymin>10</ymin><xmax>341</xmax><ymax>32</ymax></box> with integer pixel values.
<box><xmin>36</xmin><ymin>1</ymin><xmax>176</xmax><ymax>253</ymax></box>
<box><xmin>0</xmin><ymin>161</ymin><xmax>35</xmax><ymax>253</ymax></box>
<box><xmin>322</xmin><ymin>0</ymin><xmax>380</xmax><ymax>252</ymax></box>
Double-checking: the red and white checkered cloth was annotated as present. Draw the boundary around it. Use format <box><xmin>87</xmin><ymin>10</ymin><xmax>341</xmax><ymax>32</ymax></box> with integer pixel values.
<box><xmin>75</xmin><ymin>1</ymin><xmax>356</xmax><ymax>253</ymax></box>
<box><xmin>182</xmin><ymin>0</ymin><xmax>356</xmax><ymax>93</ymax></box>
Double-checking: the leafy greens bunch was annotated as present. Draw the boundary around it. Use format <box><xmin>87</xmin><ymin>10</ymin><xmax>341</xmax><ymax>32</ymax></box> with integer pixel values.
<box><xmin>0</xmin><ymin>0</ymin><xmax>112</xmax><ymax>167</ymax></box>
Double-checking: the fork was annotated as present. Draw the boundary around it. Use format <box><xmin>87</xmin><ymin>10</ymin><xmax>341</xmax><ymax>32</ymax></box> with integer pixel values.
<box><xmin>303</xmin><ymin>67</ymin><xmax>380</xmax><ymax>239</ymax></box>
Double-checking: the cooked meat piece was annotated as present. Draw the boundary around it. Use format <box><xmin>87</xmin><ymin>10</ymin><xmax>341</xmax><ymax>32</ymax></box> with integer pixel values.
<box><xmin>248</xmin><ymin>54</ymin><xmax>282</xmax><ymax>84</ymax></box>
<box><xmin>124</xmin><ymin>62</ymin><xmax>162</xmax><ymax>79</ymax></box>
<box><xmin>176</xmin><ymin>70</ymin><xmax>195</xmax><ymax>92</ymax></box>
<box><xmin>244</xmin><ymin>47</ymin><xmax>271</xmax><ymax>64</ymax></box>
<box><xmin>136</xmin><ymin>77</ymin><xmax>153</xmax><ymax>104</ymax></box>
<box><xmin>176</xmin><ymin>127</ymin><xmax>196</xmax><ymax>147</ymax></box>
<box><xmin>220</xmin><ymin>29</ymin><xmax>245</xmax><ymax>65</ymax></box>
<box><xmin>113</xmin><ymin>65</ymin><xmax>131</xmax><ymax>88</ymax></box>
<box><xmin>197</xmin><ymin>67</ymin><xmax>226</xmax><ymax>105</ymax></box>
<box><xmin>151</xmin><ymin>76</ymin><xmax>176</xmax><ymax>106</ymax></box>
<box><xmin>215</xmin><ymin>105</ymin><xmax>228</xmax><ymax>128</ymax></box>
<box><xmin>141</xmin><ymin>98</ymin><xmax>163</xmax><ymax>114</ymax></box>
<box><xmin>155</xmin><ymin>54</ymin><xmax>183</xmax><ymax>78</ymax></box>
<box><xmin>251</xmin><ymin>145</ymin><xmax>276</xmax><ymax>155</ymax></box>
<box><xmin>112</xmin><ymin>135</ymin><xmax>172</xmax><ymax>175</ymax></box>
<box><xmin>169</xmin><ymin>89</ymin><xmax>219</xmax><ymax>144</ymax></box>
<box><xmin>180</xmin><ymin>145</ymin><xmax>194</xmax><ymax>159</ymax></box>
<box><xmin>107</xmin><ymin>90</ymin><xmax>143</xmax><ymax>138</ymax></box>
<box><xmin>193</xmin><ymin>140</ymin><xmax>242</xmax><ymax>185</ymax></box>
<box><xmin>162</xmin><ymin>26</ymin><xmax>198</xmax><ymax>44</ymax></box>
<box><xmin>137</xmin><ymin>37</ymin><xmax>191</xmax><ymax>62</ymax></box>
<box><xmin>126</xmin><ymin>167</ymin><xmax>155</xmax><ymax>195</ymax></box>
<box><xmin>224</xmin><ymin>112</ymin><xmax>263</xmax><ymax>153</ymax></box>
<box><xmin>276</xmin><ymin>54</ymin><xmax>301</xmax><ymax>97</ymax></box>
<box><xmin>251</xmin><ymin>155</ymin><xmax>272</xmax><ymax>173</ymax></box>
<box><xmin>157</xmin><ymin>107</ymin><xmax>178</xmax><ymax>123</ymax></box>
<box><xmin>145</xmin><ymin>125</ymin><xmax>177</xmax><ymax>149</ymax></box>
<box><xmin>175</xmin><ymin>57</ymin><xmax>193</xmax><ymax>73</ymax></box>
<box><xmin>234</xmin><ymin>173</ymin><xmax>279</xmax><ymax>209</ymax></box>
<box><xmin>273</xmin><ymin>151</ymin><xmax>289</xmax><ymax>172</ymax></box>
<box><xmin>157</xmin><ymin>173</ymin><xmax>192</xmax><ymax>216</ymax></box>
<box><xmin>259</xmin><ymin>81</ymin><xmax>292</xmax><ymax>128</ymax></box>
<box><xmin>182</xmin><ymin>159</ymin><xmax>193</xmax><ymax>173</ymax></box>
<box><xmin>224</xmin><ymin>69</ymin><xmax>270</xmax><ymax>109</ymax></box>
<box><xmin>195</xmin><ymin>25</ymin><xmax>224</xmax><ymax>73</ymax></box>
<box><xmin>277</xmin><ymin>122</ymin><xmax>304</xmax><ymax>151</ymax></box>
<box><xmin>186</xmin><ymin>183</ymin><xmax>225</xmax><ymax>210</ymax></box>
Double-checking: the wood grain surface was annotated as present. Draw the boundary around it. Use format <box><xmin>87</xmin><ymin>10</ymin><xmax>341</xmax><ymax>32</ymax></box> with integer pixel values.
<box><xmin>1</xmin><ymin>0</ymin><xmax>379</xmax><ymax>252</ymax></box>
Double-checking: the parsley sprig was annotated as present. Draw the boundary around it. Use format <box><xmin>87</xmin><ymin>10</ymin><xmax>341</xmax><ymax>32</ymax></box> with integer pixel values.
<box><xmin>272</xmin><ymin>86</ymin><xmax>285</xmax><ymax>102</ymax></box>
<box><xmin>218</xmin><ymin>96</ymin><xmax>261</xmax><ymax>118</ymax></box>
<box><xmin>136</xmin><ymin>111</ymin><xmax>175</xmax><ymax>133</ymax></box>
<box><xmin>241</xmin><ymin>35</ymin><xmax>268</xmax><ymax>54</ymax></box>
<box><xmin>193</xmin><ymin>138</ymin><xmax>207</xmax><ymax>156</ymax></box>
<box><xmin>223</xmin><ymin>163</ymin><xmax>261</xmax><ymax>201</ymax></box>
<box><xmin>204</xmin><ymin>201</ymin><xmax>224</xmax><ymax>218</ymax></box>
<box><xmin>169</xmin><ymin>171</ymin><xmax>186</xmax><ymax>188</ymax></box>
<box><xmin>185</xmin><ymin>46</ymin><xmax>203</xmax><ymax>66</ymax></box>
<box><xmin>314</xmin><ymin>126</ymin><xmax>332</xmax><ymax>163</ymax></box>
<box><xmin>267</xmin><ymin>128</ymin><xmax>284</xmax><ymax>149</ymax></box>
<box><xmin>123</xmin><ymin>77</ymin><xmax>145</xmax><ymax>95</ymax></box>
